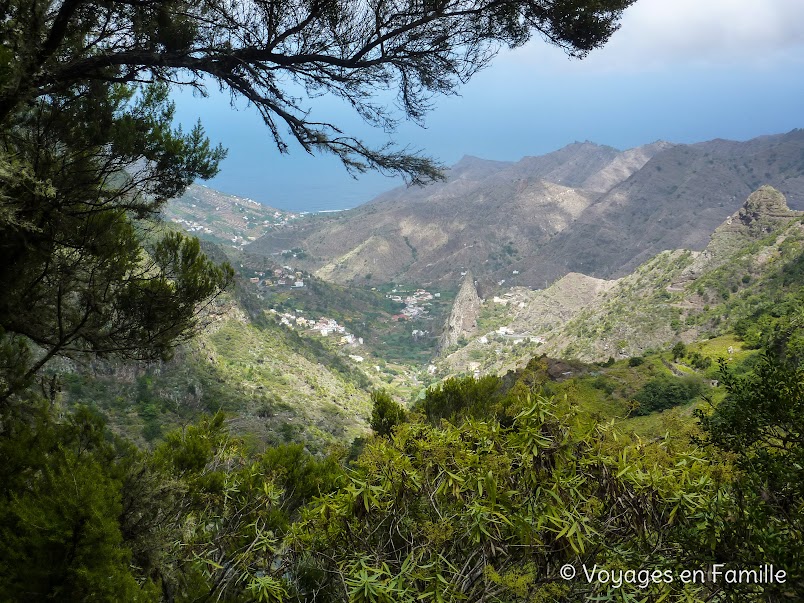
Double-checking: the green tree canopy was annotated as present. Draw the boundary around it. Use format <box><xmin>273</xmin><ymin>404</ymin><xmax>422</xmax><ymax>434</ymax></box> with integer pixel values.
<box><xmin>0</xmin><ymin>402</ymin><xmax>160</xmax><ymax>600</ymax></box>
<box><xmin>0</xmin><ymin>80</ymin><xmax>233</xmax><ymax>404</ymax></box>
<box><xmin>696</xmin><ymin>354</ymin><xmax>804</xmax><ymax>599</ymax></box>
<box><xmin>369</xmin><ymin>389</ymin><xmax>407</xmax><ymax>436</ymax></box>
<box><xmin>420</xmin><ymin>374</ymin><xmax>522</xmax><ymax>424</ymax></box>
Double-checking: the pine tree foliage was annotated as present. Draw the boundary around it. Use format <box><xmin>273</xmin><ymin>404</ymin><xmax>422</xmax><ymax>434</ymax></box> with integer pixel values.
<box><xmin>0</xmin><ymin>402</ymin><xmax>161</xmax><ymax>600</ymax></box>
<box><xmin>0</xmin><ymin>81</ymin><xmax>233</xmax><ymax>404</ymax></box>
<box><xmin>0</xmin><ymin>0</ymin><xmax>634</xmax><ymax>181</ymax></box>
<box><xmin>370</xmin><ymin>389</ymin><xmax>407</xmax><ymax>436</ymax></box>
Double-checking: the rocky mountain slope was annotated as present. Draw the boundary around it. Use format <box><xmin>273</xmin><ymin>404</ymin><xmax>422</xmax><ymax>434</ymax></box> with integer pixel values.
<box><xmin>246</xmin><ymin>130</ymin><xmax>804</xmax><ymax>289</ymax></box>
<box><xmin>529</xmin><ymin>130</ymin><xmax>804</xmax><ymax>284</ymax></box>
<box><xmin>439</xmin><ymin>186</ymin><xmax>803</xmax><ymax>374</ymax></box>
<box><xmin>61</xmin><ymin>304</ymin><xmax>376</xmax><ymax>449</ymax></box>
<box><xmin>70</xmin><ymin>181</ymin><xmax>802</xmax><ymax>449</ymax></box>
<box><xmin>58</xmin><ymin>250</ymin><xmax>382</xmax><ymax>449</ymax></box>
<box><xmin>245</xmin><ymin>141</ymin><xmax>671</xmax><ymax>287</ymax></box>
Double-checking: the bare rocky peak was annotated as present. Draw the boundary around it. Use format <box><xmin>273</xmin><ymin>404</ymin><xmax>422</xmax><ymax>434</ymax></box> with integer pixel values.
<box><xmin>507</xmin><ymin>141</ymin><xmax>621</xmax><ymax>187</ymax></box>
<box><xmin>681</xmin><ymin>187</ymin><xmax>803</xmax><ymax>280</ymax></box>
<box><xmin>707</xmin><ymin>186</ymin><xmax>799</xmax><ymax>254</ymax></box>
<box><xmin>362</xmin><ymin>155</ymin><xmax>511</xmax><ymax>207</ymax></box>
<box><xmin>580</xmin><ymin>141</ymin><xmax>675</xmax><ymax>193</ymax></box>
<box><xmin>358</xmin><ymin>141</ymin><xmax>652</xmax><ymax>218</ymax></box>
<box><xmin>373</xmin><ymin>141</ymin><xmax>630</xmax><ymax>206</ymax></box>
<box><xmin>508</xmin><ymin>272</ymin><xmax>617</xmax><ymax>334</ymax></box>
<box><xmin>438</xmin><ymin>271</ymin><xmax>481</xmax><ymax>353</ymax></box>
<box><xmin>737</xmin><ymin>185</ymin><xmax>798</xmax><ymax>222</ymax></box>
<box><xmin>450</xmin><ymin>155</ymin><xmax>513</xmax><ymax>180</ymax></box>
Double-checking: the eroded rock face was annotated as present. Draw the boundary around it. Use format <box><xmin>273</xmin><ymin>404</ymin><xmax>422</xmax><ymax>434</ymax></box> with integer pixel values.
<box><xmin>681</xmin><ymin>186</ymin><xmax>801</xmax><ymax>281</ymax></box>
<box><xmin>438</xmin><ymin>272</ymin><xmax>481</xmax><ymax>353</ymax></box>
<box><xmin>737</xmin><ymin>186</ymin><xmax>798</xmax><ymax>230</ymax></box>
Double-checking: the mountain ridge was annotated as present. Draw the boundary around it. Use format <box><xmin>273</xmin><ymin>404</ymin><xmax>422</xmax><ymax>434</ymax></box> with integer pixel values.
<box><xmin>438</xmin><ymin>186</ymin><xmax>803</xmax><ymax>374</ymax></box>
<box><xmin>245</xmin><ymin>130</ymin><xmax>804</xmax><ymax>289</ymax></box>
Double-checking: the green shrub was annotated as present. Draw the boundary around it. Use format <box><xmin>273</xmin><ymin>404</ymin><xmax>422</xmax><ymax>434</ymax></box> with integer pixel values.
<box><xmin>634</xmin><ymin>375</ymin><xmax>706</xmax><ymax>415</ymax></box>
<box><xmin>420</xmin><ymin>375</ymin><xmax>511</xmax><ymax>424</ymax></box>
<box><xmin>591</xmin><ymin>376</ymin><xmax>616</xmax><ymax>395</ymax></box>
<box><xmin>369</xmin><ymin>390</ymin><xmax>407</xmax><ymax>437</ymax></box>
<box><xmin>687</xmin><ymin>351</ymin><xmax>713</xmax><ymax>370</ymax></box>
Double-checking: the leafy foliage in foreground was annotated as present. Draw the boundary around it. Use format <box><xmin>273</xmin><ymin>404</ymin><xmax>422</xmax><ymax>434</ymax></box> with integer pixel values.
<box><xmin>0</xmin><ymin>402</ymin><xmax>159</xmax><ymax>600</ymax></box>
<box><xmin>419</xmin><ymin>374</ymin><xmax>518</xmax><ymax>425</ymax></box>
<box><xmin>696</xmin><ymin>354</ymin><xmax>804</xmax><ymax>600</ymax></box>
<box><xmin>2</xmin><ymin>350</ymin><xmax>804</xmax><ymax>601</ymax></box>
<box><xmin>290</xmin><ymin>396</ymin><xmax>718</xmax><ymax>602</ymax></box>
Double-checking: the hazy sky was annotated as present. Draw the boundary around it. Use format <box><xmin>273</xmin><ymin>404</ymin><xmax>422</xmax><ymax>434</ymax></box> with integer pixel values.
<box><xmin>173</xmin><ymin>0</ymin><xmax>804</xmax><ymax>212</ymax></box>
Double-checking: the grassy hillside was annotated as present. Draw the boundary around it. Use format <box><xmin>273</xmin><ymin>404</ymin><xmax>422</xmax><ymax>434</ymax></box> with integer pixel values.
<box><xmin>56</xmin><ymin>252</ymin><xmax>389</xmax><ymax>452</ymax></box>
<box><xmin>60</xmin><ymin>305</ymin><xmax>374</xmax><ymax>451</ymax></box>
<box><xmin>554</xmin><ymin>187</ymin><xmax>803</xmax><ymax>361</ymax></box>
<box><xmin>57</xmin><ymin>240</ymin><xmax>459</xmax><ymax>450</ymax></box>
<box><xmin>480</xmin><ymin>333</ymin><xmax>761</xmax><ymax>448</ymax></box>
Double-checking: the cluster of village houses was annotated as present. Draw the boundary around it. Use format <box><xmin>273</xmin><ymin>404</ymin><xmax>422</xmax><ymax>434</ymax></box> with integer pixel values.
<box><xmin>248</xmin><ymin>267</ymin><xmax>306</xmax><ymax>288</ymax></box>
<box><xmin>264</xmin><ymin>209</ymin><xmax>300</xmax><ymax>226</ymax></box>
<box><xmin>387</xmin><ymin>288</ymin><xmax>440</xmax><ymax>321</ymax></box>
<box><xmin>173</xmin><ymin>193</ymin><xmax>302</xmax><ymax>249</ymax></box>
<box><xmin>229</xmin><ymin>212</ymin><xmax>300</xmax><ymax>248</ymax></box>
<box><xmin>170</xmin><ymin>217</ymin><xmax>214</xmax><ymax>236</ymax></box>
<box><xmin>226</xmin><ymin>197</ymin><xmax>301</xmax><ymax>228</ymax></box>
<box><xmin>477</xmin><ymin>329</ymin><xmax>546</xmax><ymax>345</ymax></box>
<box><xmin>267</xmin><ymin>309</ymin><xmax>365</xmax><ymax>361</ymax></box>
<box><xmin>246</xmin><ymin>264</ymin><xmax>370</xmax><ymax>362</ymax></box>
<box><xmin>231</xmin><ymin>210</ymin><xmax>300</xmax><ymax>243</ymax></box>
<box><xmin>244</xmin><ymin>281</ymin><xmax>448</xmax><ymax>368</ymax></box>
<box><xmin>482</xmin><ymin>291</ymin><xmax>546</xmax><ymax>342</ymax></box>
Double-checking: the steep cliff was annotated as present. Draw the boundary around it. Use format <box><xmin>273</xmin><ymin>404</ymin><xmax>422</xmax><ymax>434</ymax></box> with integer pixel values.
<box><xmin>438</xmin><ymin>272</ymin><xmax>481</xmax><ymax>353</ymax></box>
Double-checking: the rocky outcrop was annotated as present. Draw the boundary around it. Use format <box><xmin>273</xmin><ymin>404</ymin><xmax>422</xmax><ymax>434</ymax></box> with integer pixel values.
<box><xmin>736</xmin><ymin>185</ymin><xmax>799</xmax><ymax>229</ymax></box>
<box><xmin>438</xmin><ymin>272</ymin><xmax>481</xmax><ymax>353</ymax></box>
<box><xmin>680</xmin><ymin>186</ymin><xmax>801</xmax><ymax>281</ymax></box>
